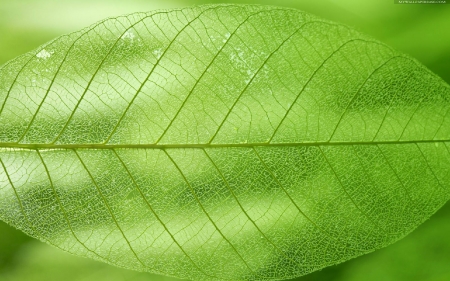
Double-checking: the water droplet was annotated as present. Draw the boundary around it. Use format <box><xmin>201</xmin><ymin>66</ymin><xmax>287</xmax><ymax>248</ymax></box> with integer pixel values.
<box><xmin>223</xmin><ymin>32</ymin><xmax>231</xmax><ymax>43</ymax></box>
<box><xmin>36</xmin><ymin>49</ymin><xmax>53</xmax><ymax>59</ymax></box>
<box><xmin>153</xmin><ymin>48</ymin><xmax>163</xmax><ymax>60</ymax></box>
<box><xmin>121</xmin><ymin>31</ymin><xmax>135</xmax><ymax>40</ymax></box>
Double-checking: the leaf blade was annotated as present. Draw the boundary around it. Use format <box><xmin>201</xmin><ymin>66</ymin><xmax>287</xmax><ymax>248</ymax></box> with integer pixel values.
<box><xmin>1</xmin><ymin>4</ymin><xmax>450</xmax><ymax>281</ymax></box>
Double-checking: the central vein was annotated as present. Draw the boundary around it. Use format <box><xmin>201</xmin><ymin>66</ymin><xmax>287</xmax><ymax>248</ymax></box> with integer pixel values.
<box><xmin>0</xmin><ymin>139</ymin><xmax>448</xmax><ymax>150</ymax></box>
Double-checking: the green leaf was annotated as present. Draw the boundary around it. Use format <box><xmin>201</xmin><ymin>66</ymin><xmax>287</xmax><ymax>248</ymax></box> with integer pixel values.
<box><xmin>0</xmin><ymin>4</ymin><xmax>449</xmax><ymax>281</ymax></box>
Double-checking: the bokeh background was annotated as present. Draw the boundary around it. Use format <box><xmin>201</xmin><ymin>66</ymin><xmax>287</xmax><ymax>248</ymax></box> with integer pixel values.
<box><xmin>0</xmin><ymin>0</ymin><xmax>449</xmax><ymax>280</ymax></box>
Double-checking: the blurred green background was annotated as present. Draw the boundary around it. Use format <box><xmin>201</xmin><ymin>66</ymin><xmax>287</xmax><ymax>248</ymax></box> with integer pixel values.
<box><xmin>0</xmin><ymin>0</ymin><xmax>449</xmax><ymax>280</ymax></box>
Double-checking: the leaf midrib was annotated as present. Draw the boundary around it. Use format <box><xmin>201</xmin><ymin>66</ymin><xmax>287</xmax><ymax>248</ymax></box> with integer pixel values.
<box><xmin>0</xmin><ymin>139</ymin><xmax>448</xmax><ymax>150</ymax></box>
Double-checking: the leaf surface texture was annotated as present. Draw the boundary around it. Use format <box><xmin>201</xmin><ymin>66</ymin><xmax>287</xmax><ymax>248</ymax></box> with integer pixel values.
<box><xmin>0</xmin><ymin>4</ymin><xmax>449</xmax><ymax>281</ymax></box>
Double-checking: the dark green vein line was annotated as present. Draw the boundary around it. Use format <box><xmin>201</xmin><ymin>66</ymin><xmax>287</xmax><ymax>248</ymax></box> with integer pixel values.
<box><xmin>412</xmin><ymin>143</ymin><xmax>445</xmax><ymax>214</ymax></box>
<box><xmin>154</xmin><ymin>9</ymin><xmax>273</xmax><ymax>144</ymax></box>
<box><xmin>441</xmin><ymin>143</ymin><xmax>450</xmax><ymax>193</ymax></box>
<box><xmin>269</xmin><ymin>38</ymin><xmax>391</xmax><ymax>143</ymax></box>
<box><xmin>208</xmin><ymin>19</ymin><xmax>330</xmax><ymax>144</ymax></box>
<box><xmin>203</xmin><ymin>148</ymin><xmax>308</xmax><ymax>268</ymax></box>
<box><xmin>432</xmin><ymin>106</ymin><xmax>450</xmax><ymax>140</ymax></box>
<box><xmin>415</xmin><ymin>143</ymin><xmax>446</xmax><ymax>192</ymax></box>
<box><xmin>49</xmin><ymin>8</ymin><xmax>199</xmax><ymax>144</ymax></box>
<box><xmin>36</xmin><ymin>149</ymin><xmax>107</xmax><ymax>261</ymax></box>
<box><xmin>252</xmin><ymin>147</ymin><xmax>361</xmax><ymax>252</ymax></box>
<box><xmin>328</xmin><ymin>55</ymin><xmax>405</xmax><ymax>142</ymax></box>
<box><xmin>15</xmin><ymin>16</ymin><xmax>122</xmax><ymax>143</ymax></box>
<box><xmin>72</xmin><ymin>149</ymin><xmax>148</xmax><ymax>269</ymax></box>
<box><xmin>1</xmin><ymin>139</ymin><xmax>449</xmax><ymax>150</ymax></box>
<box><xmin>376</xmin><ymin>145</ymin><xmax>414</xmax><ymax>204</ymax></box>
<box><xmin>351</xmin><ymin>145</ymin><xmax>392</xmax><ymax>235</ymax></box>
<box><xmin>0</xmin><ymin>157</ymin><xmax>38</xmax><ymax>237</ymax></box>
<box><xmin>372</xmin><ymin>69</ymin><xmax>417</xmax><ymax>142</ymax></box>
<box><xmin>0</xmin><ymin>53</ymin><xmax>36</xmax><ymax>118</ymax></box>
<box><xmin>102</xmin><ymin>5</ymin><xmax>229</xmax><ymax>144</ymax></box>
<box><xmin>317</xmin><ymin>146</ymin><xmax>383</xmax><ymax>232</ymax></box>
<box><xmin>163</xmin><ymin>149</ymin><xmax>255</xmax><ymax>274</ymax></box>
<box><xmin>111</xmin><ymin>149</ymin><xmax>216</xmax><ymax>279</ymax></box>
<box><xmin>443</xmin><ymin>142</ymin><xmax>450</xmax><ymax>156</ymax></box>
<box><xmin>397</xmin><ymin>86</ymin><xmax>430</xmax><ymax>141</ymax></box>
<box><xmin>443</xmin><ymin>141</ymin><xmax>450</xmax><ymax>157</ymax></box>
<box><xmin>0</xmin><ymin>23</ymin><xmax>98</xmax><ymax>119</ymax></box>
<box><xmin>0</xmin><ymin>154</ymin><xmax>99</xmax><ymax>260</ymax></box>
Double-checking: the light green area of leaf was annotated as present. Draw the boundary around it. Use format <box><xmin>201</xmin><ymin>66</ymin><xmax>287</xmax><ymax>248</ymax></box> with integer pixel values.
<box><xmin>0</xmin><ymin>4</ymin><xmax>450</xmax><ymax>281</ymax></box>
<box><xmin>3</xmin><ymin>203</ymin><xmax>450</xmax><ymax>281</ymax></box>
<box><xmin>1</xmin><ymin>0</ymin><xmax>449</xmax><ymax>82</ymax></box>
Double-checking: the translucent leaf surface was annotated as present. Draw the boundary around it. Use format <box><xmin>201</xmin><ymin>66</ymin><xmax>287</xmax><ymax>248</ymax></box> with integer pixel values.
<box><xmin>0</xmin><ymin>4</ymin><xmax>449</xmax><ymax>281</ymax></box>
